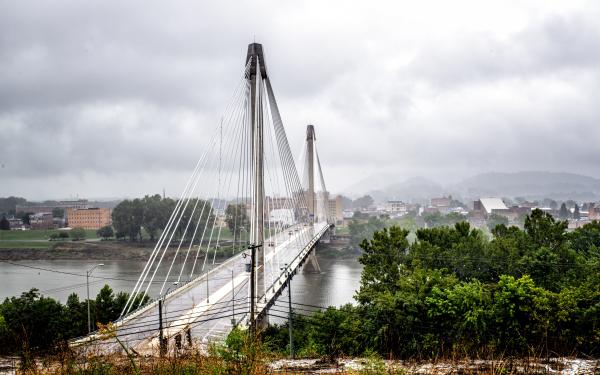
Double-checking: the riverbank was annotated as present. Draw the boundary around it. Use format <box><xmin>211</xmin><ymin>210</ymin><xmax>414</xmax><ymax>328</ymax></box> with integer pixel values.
<box><xmin>0</xmin><ymin>241</ymin><xmax>173</xmax><ymax>261</ymax></box>
<box><xmin>0</xmin><ymin>239</ymin><xmax>359</xmax><ymax>262</ymax></box>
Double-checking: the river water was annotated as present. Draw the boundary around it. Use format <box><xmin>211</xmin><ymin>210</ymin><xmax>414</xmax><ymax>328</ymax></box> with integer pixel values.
<box><xmin>0</xmin><ymin>253</ymin><xmax>363</xmax><ymax>319</ymax></box>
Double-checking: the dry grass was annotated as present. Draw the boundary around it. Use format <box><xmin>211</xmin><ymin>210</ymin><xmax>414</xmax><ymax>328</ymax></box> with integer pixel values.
<box><xmin>11</xmin><ymin>352</ymin><xmax>600</xmax><ymax>375</ymax></box>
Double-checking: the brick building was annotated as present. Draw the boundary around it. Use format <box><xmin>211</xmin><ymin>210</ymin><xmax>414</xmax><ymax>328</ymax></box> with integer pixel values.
<box><xmin>328</xmin><ymin>195</ymin><xmax>344</xmax><ymax>224</ymax></box>
<box><xmin>67</xmin><ymin>207</ymin><xmax>111</xmax><ymax>229</ymax></box>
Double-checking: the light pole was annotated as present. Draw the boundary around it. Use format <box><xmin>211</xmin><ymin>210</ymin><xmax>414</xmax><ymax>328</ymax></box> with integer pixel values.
<box><xmin>87</xmin><ymin>263</ymin><xmax>104</xmax><ymax>334</ymax></box>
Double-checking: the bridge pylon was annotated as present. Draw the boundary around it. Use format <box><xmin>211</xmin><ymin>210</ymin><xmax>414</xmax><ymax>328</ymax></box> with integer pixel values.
<box><xmin>74</xmin><ymin>44</ymin><xmax>337</xmax><ymax>355</ymax></box>
<box><xmin>247</xmin><ymin>42</ymin><xmax>267</xmax><ymax>327</ymax></box>
<box><xmin>303</xmin><ymin>124</ymin><xmax>321</xmax><ymax>274</ymax></box>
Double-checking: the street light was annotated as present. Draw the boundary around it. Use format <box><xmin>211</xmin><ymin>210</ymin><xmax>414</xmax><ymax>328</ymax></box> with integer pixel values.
<box><xmin>87</xmin><ymin>263</ymin><xmax>104</xmax><ymax>334</ymax></box>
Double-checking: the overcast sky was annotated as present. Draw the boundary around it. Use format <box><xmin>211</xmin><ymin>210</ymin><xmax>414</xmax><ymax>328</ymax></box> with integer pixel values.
<box><xmin>1</xmin><ymin>0</ymin><xmax>599</xmax><ymax>200</ymax></box>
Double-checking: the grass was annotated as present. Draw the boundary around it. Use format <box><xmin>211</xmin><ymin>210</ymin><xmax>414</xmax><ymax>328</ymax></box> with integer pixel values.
<box><xmin>0</xmin><ymin>229</ymin><xmax>99</xmax><ymax>241</ymax></box>
<box><xmin>335</xmin><ymin>226</ymin><xmax>350</xmax><ymax>235</ymax></box>
<box><xmin>0</xmin><ymin>241</ymin><xmax>51</xmax><ymax>249</ymax></box>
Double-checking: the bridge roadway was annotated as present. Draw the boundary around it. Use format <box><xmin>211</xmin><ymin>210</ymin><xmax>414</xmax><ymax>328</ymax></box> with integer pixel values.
<box><xmin>73</xmin><ymin>221</ymin><xmax>330</xmax><ymax>355</ymax></box>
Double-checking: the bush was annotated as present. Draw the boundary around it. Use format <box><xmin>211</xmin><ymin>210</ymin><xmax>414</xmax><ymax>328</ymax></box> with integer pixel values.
<box><xmin>97</xmin><ymin>225</ymin><xmax>114</xmax><ymax>240</ymax></box>
<box><xmin>70</xmin><ymin>227</ymin><xmax>86</xmax><ymax>241</ymax></box>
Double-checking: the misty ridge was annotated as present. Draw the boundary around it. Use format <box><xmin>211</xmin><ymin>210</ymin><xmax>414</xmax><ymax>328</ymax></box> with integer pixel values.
<box><xmin>346</xmin><ymin>171</ymin><xmax>600</xmax><ymax>203</ymax></box>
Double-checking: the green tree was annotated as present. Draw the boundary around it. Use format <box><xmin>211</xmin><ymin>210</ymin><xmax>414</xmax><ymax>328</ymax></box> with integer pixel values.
<box><xmin>112</xmin><ymin>199</ymin><xmax>144</xmax><ymax>241</ymax></box>
<box><xmin>524</xmin><ymin>208</ymin><xmax>567</xmax><ymax>250</ymax></box>
<box><xmin>426</xmin><ymin>280</ymin><xmax>491</xmax><ymax>350</ymax></box>
<box><xmin>0</xmin><ymin>216</ymin><xmax>9</xmax><ymax>230</ymax></box>
<box><xmin>491</xmin><ymin>275</ymin><xmax>552</xmax><ymax>353</ymax></box>
<box><xmin>94</xmin><ymin>285</ymin><xmax>116</xmax><ymax>326</ymax></box>
<box><xmin>225</xmin><ymin>203</ymin><xmax>249</xmax><ymax>243</ymax></box>
<box><xmin>65</xmin><ymin>293</ymin><xmax>87</xmax><ymax>338</ymax></box>
<box><xmin>0</xmin><ymin>196</ymin><xmax>27</xmax><ymax>216</ymax></box>
<box><xmin>356</xmin><ymin>226</ymin><xmax>409</xmax><ymax>303</ymax></box>
<box><xmin>487</xmin><ymin>213</ymin><xmax>509</xmax><ymax>231</ymax></box>
<box><xmin>559</xmin><ymin>203</ymin><xmax>570</xmax><ymax>219</ymax></box>
<box><xmin>176</xmin><ymin>198</ymin><xmax>214</xmax><ymax>240</ymax></box>
<box><xmin>568</xmin><ymin>220</ymin><xmax>600</xmax><ymax>255</ymax></box>
<box><xmin>573</xmin><ymin>204</ymin><xmax>580</xmax><ymax>220</ymax></box>
<box><xmin>423</xmin><ymin>211</ymin><xmax>466</xmax><ymax>228</ymax></box>
<box><xmin>70</xmin><ymin>227</ymin><xmax>86</xmax><ymax>241</ymax></box>
<box><xmin>348</xmin><ymin>216</ymin><xmax>386</xmax><ymax>249</ymax></box>
<box><xmin>0</xmin><ymin>289</ymin><xmax>68</xmax><ymax>355</ymax></box>
<box><xmin>96</xmin><ymin>225</ymin><xmax>114</xmax><ymax>240</ymax></box>
<box><xmin>20</xmin><ymin>212</ymin><xmax>31</xmax><ymax>225</ymax></box>
<box><xmin>142</xmin><ymin>194</ymin><xmax>171</xmax><ymax>241</ymax></box>
<box><xmin>51</xmin><ymin>207</ymin><xmax>64</xmax><ymax>218</ymax></box>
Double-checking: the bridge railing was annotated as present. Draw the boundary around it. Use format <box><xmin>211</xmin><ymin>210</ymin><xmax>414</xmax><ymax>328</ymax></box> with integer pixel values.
<box><xmin>69</xmin><ymin>248</ymin><xmax>248</xmax><ymax>346</ymax></box>
<box><xmin>238</xmin><ymin>222</ymin><xmax>332</xmax><ymax>326</ymax></box>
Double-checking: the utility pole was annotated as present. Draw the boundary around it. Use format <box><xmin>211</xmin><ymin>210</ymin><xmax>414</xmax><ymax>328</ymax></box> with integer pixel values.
<box><xmin>86</xmin><ymin>263</ymin><xmax>103</xmax><ymax>334</ymax></box>
<box><xmin>231</xmin><ymin>269</ymin><xmax>236</xmax><ymax>325</ymax></box>
<box><xmin>287</xmin><ymin>279</ymin><xmax>294</xmax><ymax>358</ymax></box>
<box><xmin>281</xmin><ymin>264</ymin><xmax>294</xmax><ymax>358</ymax></box>
<box><xmin>248</xmin><ymin>243</ymin><xmax>260</xmax><ymax>335</ymax></box>
<box><xmin>158</xmin><ymin>299</ymin><xmax>165</xmax><ymax>357</ymax></box>
<box><xmin>158</xmin><ymin>282</ymin><xmax>177</xmax><ymax>357</ymax></box>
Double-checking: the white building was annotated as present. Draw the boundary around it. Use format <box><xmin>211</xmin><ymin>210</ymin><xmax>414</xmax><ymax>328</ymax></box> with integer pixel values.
<box><xmin>386</xmin><ymin>200</ymin><xmax>407</xmax><ymax>214</ymax></box>
<box><xmin>474</xmin><ymin>198</ymin><xmax>508</xmax><ymax>215</ymax></box>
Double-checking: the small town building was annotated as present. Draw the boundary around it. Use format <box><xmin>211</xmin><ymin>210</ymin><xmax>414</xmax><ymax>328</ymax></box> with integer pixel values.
<box><xmin>588</xmin><ymin>203</ymin><xmax>600</xmax><ymax>221</ymax></box>
<box><xmin>386</xmin><ymin>200</ymin><xmax>407</xmax><ymax>215</ymax></box>
<box><xmin>67</xmin><ymin>207</ymin><xmax>112</xmax><ymax>230</ymax></box>
<box><xmin>328</xmin><ymin>195</ymin><xmax>344</xmax><ymax>224</ymax></box>
<box><xmin>7</xmin><ymin>217</ymin><xmax>25</xmax><ymax>230</ymax></box>
<box><xmin>29</xmin><ymin>212</ymin><xmax>54</xmax><ymax>230</ymax></box>
<box><xmin>473</xmin><ymin>198</ymin><xmax>508</xmax><ymax>216</ymax></box>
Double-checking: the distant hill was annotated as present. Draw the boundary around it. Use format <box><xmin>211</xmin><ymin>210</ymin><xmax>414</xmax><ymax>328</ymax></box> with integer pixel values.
<box><xmin>452</xmin><ymin>171</ymin><xmax>600</xmax><ymax>201</ymax></box>
<box><xmin>344</xmin><ymin>171</ymin><xmax>600</xmax><ymax>203</ymax></box>
<box><xmin>368</xmin><ymin>177</ymin><xmax>446</xmax><ymax>202</ymax></box>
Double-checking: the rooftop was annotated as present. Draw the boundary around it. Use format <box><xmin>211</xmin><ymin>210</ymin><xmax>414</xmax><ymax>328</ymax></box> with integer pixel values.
<box><xmin>479</xmin><ymin>198</ymin><xmax>508</xmax><ymax>214</ymax></box>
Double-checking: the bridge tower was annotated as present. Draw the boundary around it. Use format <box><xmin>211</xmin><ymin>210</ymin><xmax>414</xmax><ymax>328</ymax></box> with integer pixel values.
<box><xmin>304</xmin><ymin>124</ymin><xmax>321</xmax><ymax>273</ymax></box>
<box><xmin>246</xmin><ymin>43</ymin><xmax>267</xmax><ymax>323</ymax></box>
<box><xmin>306</xmin><ymin>125</ymin><xmax>316</xmax><ymax>221</ymax></box>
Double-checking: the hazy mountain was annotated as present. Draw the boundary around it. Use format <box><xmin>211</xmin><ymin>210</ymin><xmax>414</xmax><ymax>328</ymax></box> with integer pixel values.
<box><xmin>344</xmin><ymin>171</ymin><xmax>600</xmax><ymax>203</ymax></box>
<box><xmin>370</xmin><ymin>177</ymin><xmax>445</xmax><ymax>203</ymax></box>
<box><xmin>343</xmin><ymin>173</ymin><xmax>401</xmax><ymax>198</ymax></box>
<box><xmin>453</xmin><ymin>171</ymin><xmax>600</xmax><ymax>201</ymax></box>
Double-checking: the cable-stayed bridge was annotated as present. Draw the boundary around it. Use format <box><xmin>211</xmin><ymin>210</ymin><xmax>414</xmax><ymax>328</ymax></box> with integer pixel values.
<box><xmin>72</xmin><ymin>43</ymin><xmax>334</xmax><ymax>355</ymax></box>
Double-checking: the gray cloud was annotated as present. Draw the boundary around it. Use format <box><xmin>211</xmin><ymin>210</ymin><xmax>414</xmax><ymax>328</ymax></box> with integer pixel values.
<box><xmin>1</xmin><ymin>0</ymin><xmax>600</xmax><ymax>199</ymax></box>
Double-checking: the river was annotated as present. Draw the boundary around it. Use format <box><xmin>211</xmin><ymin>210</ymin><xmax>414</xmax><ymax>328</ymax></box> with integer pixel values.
<box><xmin>0</xmin><ymin>252</ymin><xmax>363</xmax><ymax>320</ymax></box>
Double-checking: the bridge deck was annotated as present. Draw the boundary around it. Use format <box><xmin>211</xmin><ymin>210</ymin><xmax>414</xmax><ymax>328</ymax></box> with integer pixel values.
<box><xmin>74</xmin><ymin>221</ymin><xmax>330</xmax><ymax>354</ymax></box>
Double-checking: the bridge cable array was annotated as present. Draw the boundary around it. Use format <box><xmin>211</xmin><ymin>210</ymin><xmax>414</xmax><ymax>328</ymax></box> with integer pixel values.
<box><xmin>119</xmin><ymin>50</ymin><xmax>332</xmax><ymax>329</ymax></box>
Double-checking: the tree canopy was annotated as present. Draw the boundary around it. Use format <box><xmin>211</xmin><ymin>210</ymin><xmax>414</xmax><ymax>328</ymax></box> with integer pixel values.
<box><xmin>266</xmin><ymin>209</ymin><xmax>600</xmax><ymax>359</ymax></box>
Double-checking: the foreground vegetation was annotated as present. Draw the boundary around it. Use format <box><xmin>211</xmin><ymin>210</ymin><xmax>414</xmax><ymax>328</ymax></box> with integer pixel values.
<box><xmin>0</xmin><ymin>286</ymin><xmax>148</xmax><ymax>361</ymax></box>
<box><xmin>266</xmin><ymin>209</ymin><xmax>600</xmax><ymax>359</ymax></box>
<box><xmin>2</xmin><ymin>209</ymin><xmax>599</xmax><ymax>373</ymax></box>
